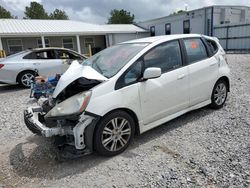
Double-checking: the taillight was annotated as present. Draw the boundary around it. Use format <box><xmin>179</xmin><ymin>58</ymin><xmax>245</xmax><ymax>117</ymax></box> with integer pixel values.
<box><xmin>0</xmin><ymin>64</ymin><xmax>4</xmax><ymax>69</ymax></box>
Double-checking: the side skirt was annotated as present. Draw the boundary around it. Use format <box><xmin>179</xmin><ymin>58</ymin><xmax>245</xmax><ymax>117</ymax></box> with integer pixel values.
<box><xmin>139</xmin><ymin>100</ymin><xmax>211</xmax><ymax>134</ymax></box>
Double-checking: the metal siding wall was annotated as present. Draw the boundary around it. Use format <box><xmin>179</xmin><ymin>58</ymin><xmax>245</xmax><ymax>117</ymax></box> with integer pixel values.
<box><xmin>190</xmin><ymin>15</ymin><xmax>205</xmax><ymax>34</ymax></box>
<box><xmin>155</xmin><ymin>24</ymin><xmax>165</xmax><ymax>35</ymax></box>
<box><xmin>228</xmin><ymin>38</ymin><xmax>250</xmax><ymax>49</ymax></box>
<box><xmin>229</xmin><ymin>25</ymin><xmax>250</xmax><ymax>37</ymax></box>
<box><xmin>213</xmin><ymin>27</ymin><xmax>227</xmax><ymax>38</ymax></box>
<box><xmin>218</xmin><ymin>39</ymin><xmax>226</xmax><ymax>48</ymax></box>
<box><xmin>213</xmin><ymin>24</ymin><xmax>250</xmax><ymax>51</ymax></box>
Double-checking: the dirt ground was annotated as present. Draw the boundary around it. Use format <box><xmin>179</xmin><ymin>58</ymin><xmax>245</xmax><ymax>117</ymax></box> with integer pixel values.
<box><xmin>0</xmin><ymin>54</ymin><xmax>249</xmax><ymax>188</ymax></box>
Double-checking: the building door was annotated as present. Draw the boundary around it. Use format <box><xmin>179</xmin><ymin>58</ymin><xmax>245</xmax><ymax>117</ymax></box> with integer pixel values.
<box><xmin>183</xmin><ymin>20</ymin><xmax>190</xmax><ymax>34</ymax></box>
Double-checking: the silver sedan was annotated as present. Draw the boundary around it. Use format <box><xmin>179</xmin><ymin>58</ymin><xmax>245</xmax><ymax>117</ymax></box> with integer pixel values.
<box><xmin>0</xmin><ymin>48</ymin><xmax>87</xmax><ymax>87</ymax></box>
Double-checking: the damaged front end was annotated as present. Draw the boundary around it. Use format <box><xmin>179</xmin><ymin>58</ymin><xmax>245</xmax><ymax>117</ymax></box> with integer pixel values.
<box><xmin>24</xmin><ymin>61</ymin><xmax>107</xmax><ymax>158</ymax></box>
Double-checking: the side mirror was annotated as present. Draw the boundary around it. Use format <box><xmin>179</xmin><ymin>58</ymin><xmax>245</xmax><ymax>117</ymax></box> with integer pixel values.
<box><xmin>143</xmin><ymin>67</ymin><xmax>161</xmax><ymax>80</ymax></box>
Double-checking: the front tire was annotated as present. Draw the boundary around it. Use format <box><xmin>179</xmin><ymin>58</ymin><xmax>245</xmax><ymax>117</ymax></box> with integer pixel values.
<box><xmin>17</xmin><ymin>71</ymin><xmax>36</xmax><ymax>88</ymax></box>
<box><xmin>94</xmin><ymin>111</ymin><xmax>135</xmax><ymax>156</ymax></box>
<box><xmin>210</xmin><ymin>80</ymin><xmax>228</xmax><ymax>109</ymax></box>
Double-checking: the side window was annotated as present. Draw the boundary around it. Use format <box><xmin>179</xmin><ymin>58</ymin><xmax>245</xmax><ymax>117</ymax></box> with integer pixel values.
<box><xmin>205</xmin><ymin>39</ymin><xmax>218</xmax><ymax>55</ymax></box>
<box><xmin>116</xmin><ymin>60</ymin><xmax>142</xmax><ymax>89</ymax></box>
<box><xmin>143</xmin><ymin>40</ymin><xmax>182</xmax><ymax>73</ymax></box>
<box><xmin>184</xmin><ymin>38</ymin><xmax>208</xmax><ymax>64</ymax></box>
<box><xmin>67</xmin><ymin>51</ymin><xmax>83</xmax><ymax>60</ymax></box>
<box><xmin>23</xmin><ymin>50</ymin><xmax>56</xmax><ymax>59</ymax></box>
<box><xmin>56</xmin><ymin>50</ymin><xmax>70</xmax><ymax>59</ymax></box>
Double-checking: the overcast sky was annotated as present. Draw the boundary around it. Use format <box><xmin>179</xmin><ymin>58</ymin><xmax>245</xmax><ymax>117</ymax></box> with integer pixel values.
<box><xmin>1</xmin><ymin>0</ymin><xmax>250</xmax><ymax>24</ymax></box>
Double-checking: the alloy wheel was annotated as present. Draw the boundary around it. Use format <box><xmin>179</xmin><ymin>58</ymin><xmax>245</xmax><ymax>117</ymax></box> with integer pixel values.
<box><xmin>21</xmin><ymin>73</ymin><xmax>34</xmax><ymax>87</ymax></box>
<box><xmin>214</xmin><ymin>83</ymin><xmax>227</xmax><ymax>106</ymax></box>
<box><xmin>101</xmin><ymin>117</ymin><xmax>131</xmax><ymax>152</ymax></box>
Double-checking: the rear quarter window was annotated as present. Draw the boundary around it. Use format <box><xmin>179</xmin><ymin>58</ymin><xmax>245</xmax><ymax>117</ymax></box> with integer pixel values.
<box><xmin>205</xmin><ymin>39</ymin><xmax>219</xmax><ymax>55</ymax></box>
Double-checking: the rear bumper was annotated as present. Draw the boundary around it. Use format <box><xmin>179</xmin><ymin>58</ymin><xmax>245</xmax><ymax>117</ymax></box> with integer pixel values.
<box><xmin>24</xmin><ymin>107</ymin><xmax>64</xmax><ymax>137</ymax></box>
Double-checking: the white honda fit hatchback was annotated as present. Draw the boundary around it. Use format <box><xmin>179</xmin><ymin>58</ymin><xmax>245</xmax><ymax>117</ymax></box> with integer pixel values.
<box><xmin>24</xmin><ymin>34</ymin><xmax>230</xmax><ymax>157</ymax></box>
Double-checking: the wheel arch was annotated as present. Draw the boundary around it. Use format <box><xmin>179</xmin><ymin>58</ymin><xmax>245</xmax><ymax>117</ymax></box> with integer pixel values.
<box><xmin>216</xmin><ymin>76</ymin><xmax>230</xmax><ymax>92</ymax></box>
<box><xmin>95</xmin><ymin>108</ymin><xmax>140</xmax><ymax>135</ymax></box>
<box><xmin>16</xmin><ymin>69</ymin><xmax>37</xmax><ymax>83</ymax></box>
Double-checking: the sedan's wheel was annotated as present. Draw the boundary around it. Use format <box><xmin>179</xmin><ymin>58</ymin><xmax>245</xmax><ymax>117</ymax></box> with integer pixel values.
<box><xmin>94</xmin><ymin>111</ymin><xmax>135</xmax><ymax>156</ymax></box>
<box><xmin>17</xmin><ymin>71</ymin><xmax>35</xmax><ymax>88</ymax></box>
<box><xmin>210</xmin><ymin>80</ymin><xmax>228</xmax><ymax>109</ymax></box>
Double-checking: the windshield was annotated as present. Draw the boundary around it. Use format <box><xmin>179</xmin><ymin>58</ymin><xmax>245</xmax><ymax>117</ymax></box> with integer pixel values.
<box><xmin>82</xmin><ymin>43</ymin><xmax>149</xmax><ymax>78</ymax></box>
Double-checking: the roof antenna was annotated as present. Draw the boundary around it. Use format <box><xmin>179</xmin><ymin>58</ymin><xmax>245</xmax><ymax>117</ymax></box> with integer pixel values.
<box><xmin>185</xmin><ymin>3</ymin><xmax>188</xmax><ymax>11</ymax></box>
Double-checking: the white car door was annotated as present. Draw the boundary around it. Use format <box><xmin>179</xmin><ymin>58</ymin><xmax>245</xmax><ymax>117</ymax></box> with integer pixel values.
<box><xmin>24</xmin><ymin>49</ymin><xmax>63</xmax><ymax>76</ymax></box>
<box><xmin>183</xmin><ymin>38</ymin><xmax>219</xmax><ymax>106</ymax></box>
<box><xmin>138</xmin><ymin>40</ymin><xmax>189</xmax><ymax>125</ymax></box>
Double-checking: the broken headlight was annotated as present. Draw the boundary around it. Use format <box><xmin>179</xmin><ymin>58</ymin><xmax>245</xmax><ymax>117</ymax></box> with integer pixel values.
<box><xmin>45</xmin><ymin>91</ymin><xmax>92</xmax><ymax>119</ymax></box>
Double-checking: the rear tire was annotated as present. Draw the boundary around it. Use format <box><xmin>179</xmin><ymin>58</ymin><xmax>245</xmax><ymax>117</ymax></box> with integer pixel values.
<box><xmin>210</xmin><ymin>79</ymin><xmax>228</xmax><ymax>109</ymax></box>
<box><xmin>94</xmin><ymin>110</ymin><xmax>135</xmax><ymax>156</ymax></box>
<box><xmin>17</xmin><ymin>71</ymin><xmax>36</xmax><ymax>88</ymax></box>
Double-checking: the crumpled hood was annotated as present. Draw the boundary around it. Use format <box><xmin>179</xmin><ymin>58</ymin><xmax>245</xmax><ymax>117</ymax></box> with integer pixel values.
<box><xmin>53</xmin><ymin>60</ymin><xmax>108</xmax><ymax>98</ymax></box>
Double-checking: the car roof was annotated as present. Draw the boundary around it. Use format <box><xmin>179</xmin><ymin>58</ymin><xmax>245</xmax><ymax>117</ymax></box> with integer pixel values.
<box><xmin>32</xmin><ymin>47</ymin><xmax>75</xmax><ymax>52</ymax></box>
<box><xmin>26</xmin><ymin>47</ymin><xmax>88</xmax><ymax>59</ymax></box>
<box><xmin>30</xmin><ymin>47</ymin><xmax>87</xmax><ymax>58</ymax></box>
<box><xmin>122</xmin><ymin>34</ymin><xmax>203</xmax><ymax>44</ymax></box>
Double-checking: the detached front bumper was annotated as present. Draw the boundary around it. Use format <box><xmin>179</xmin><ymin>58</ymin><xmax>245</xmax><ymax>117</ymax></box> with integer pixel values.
<box><xmin>24</xmin><ymin>106</ymin><xmax>64</xmax><ymax>137</ymax></box>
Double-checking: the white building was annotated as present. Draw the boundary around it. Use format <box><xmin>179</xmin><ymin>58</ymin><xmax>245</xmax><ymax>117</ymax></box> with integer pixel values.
<box><xmin>0</xmin><ymin>19</ymin><xmax>149</xmax><ymax>55</ymax></box>
<box><xmin>138</xmin><ymin>5</ymin><xmax>250</xmax><ymax>51</ymax></box>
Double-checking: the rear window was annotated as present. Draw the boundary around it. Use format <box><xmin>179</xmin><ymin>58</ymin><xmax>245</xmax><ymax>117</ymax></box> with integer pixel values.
<box><xmin>184</xmin><ymin>38</ymin><xmax>208</xmax><ymax>64</ymax></box>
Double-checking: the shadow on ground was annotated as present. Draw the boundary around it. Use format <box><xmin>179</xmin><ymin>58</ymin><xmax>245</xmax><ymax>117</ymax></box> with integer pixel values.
<box><xmin>9</xmin><ymin>106</ymin><xmax>214</xmax><ymax>180</ymax></box>
<box><xmin>0</xmin><ymin>84</ymin><xmax>25</xmax><ymax>93</ymax></box>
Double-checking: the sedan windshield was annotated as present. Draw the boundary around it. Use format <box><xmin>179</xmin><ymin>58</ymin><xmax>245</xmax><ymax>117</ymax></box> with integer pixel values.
<box><xmin>82</xmin><ymin>43</ymin><xmax>149</xmax><ymax>78</ymax></box>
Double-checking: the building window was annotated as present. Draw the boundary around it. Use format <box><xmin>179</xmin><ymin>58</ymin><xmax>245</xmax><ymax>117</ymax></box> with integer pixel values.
<box><xmin>37</xmin><ymin>38</ymin><xmax>50</xmax><ymax>48</ymax></box>
<box><xmin>165</xmin><ymin>23</ymin><xmax>171</xmax><ymax>35</ymax></box>
<box><xmin>7</xmin><ymin>39</ymin><xmax>23</xmax><ymax>54</ymax></box>
<box><xmin>150</xmin><ymin>26</ymin><xmax>155</xmax><ymax>36</ymax></box>
<box><xmin>84</xmin><ymin>37</ymin><xmax>95</xmax><ymax>48</ymax></box>
<box><xmin>62</xmin><ymin>38</ymin><xmax>74</xmax><ymax>50</ymax></box>
<box><xmin>183</xmin><ymin>20</ymin><xmax>190</xmax><ymax>34</ymax></box>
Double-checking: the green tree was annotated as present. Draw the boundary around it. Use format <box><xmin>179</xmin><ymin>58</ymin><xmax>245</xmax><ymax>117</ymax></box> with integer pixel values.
<box><xmin>170</xmin><ymin>10</ymin><xmax>186</xmax><ymax>16</ymax></box>
<box><xmin>0</xmin><ymin>5</ymin><xmax>13</xmax><ymax>18</ymax></box>
<box><xmin>108</xmin><ymin>9</ymin><xmax>134</xmax><ymax>24</ymax></box>
<box><xmin>24</xmin><ymin>1</ymin><xmax>49</xmax><ymax>19</ymax></box>
<box><xmin>50</xmin><ymin>9</ymin><xmax>69</xmax><ymax>20</ymax></box>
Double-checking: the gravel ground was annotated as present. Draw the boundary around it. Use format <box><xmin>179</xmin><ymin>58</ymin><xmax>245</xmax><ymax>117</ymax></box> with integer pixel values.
<box><xmin>0</xmin><ymin>54</ymin><xmax>249</xmax><ymax>188</ymax></box>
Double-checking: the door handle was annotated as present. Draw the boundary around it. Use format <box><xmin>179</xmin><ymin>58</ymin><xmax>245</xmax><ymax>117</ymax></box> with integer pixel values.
<box><xmin>177</xmin><ymin>74</ymin><xmax>185</xmax><ymax>80</ymax></box>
